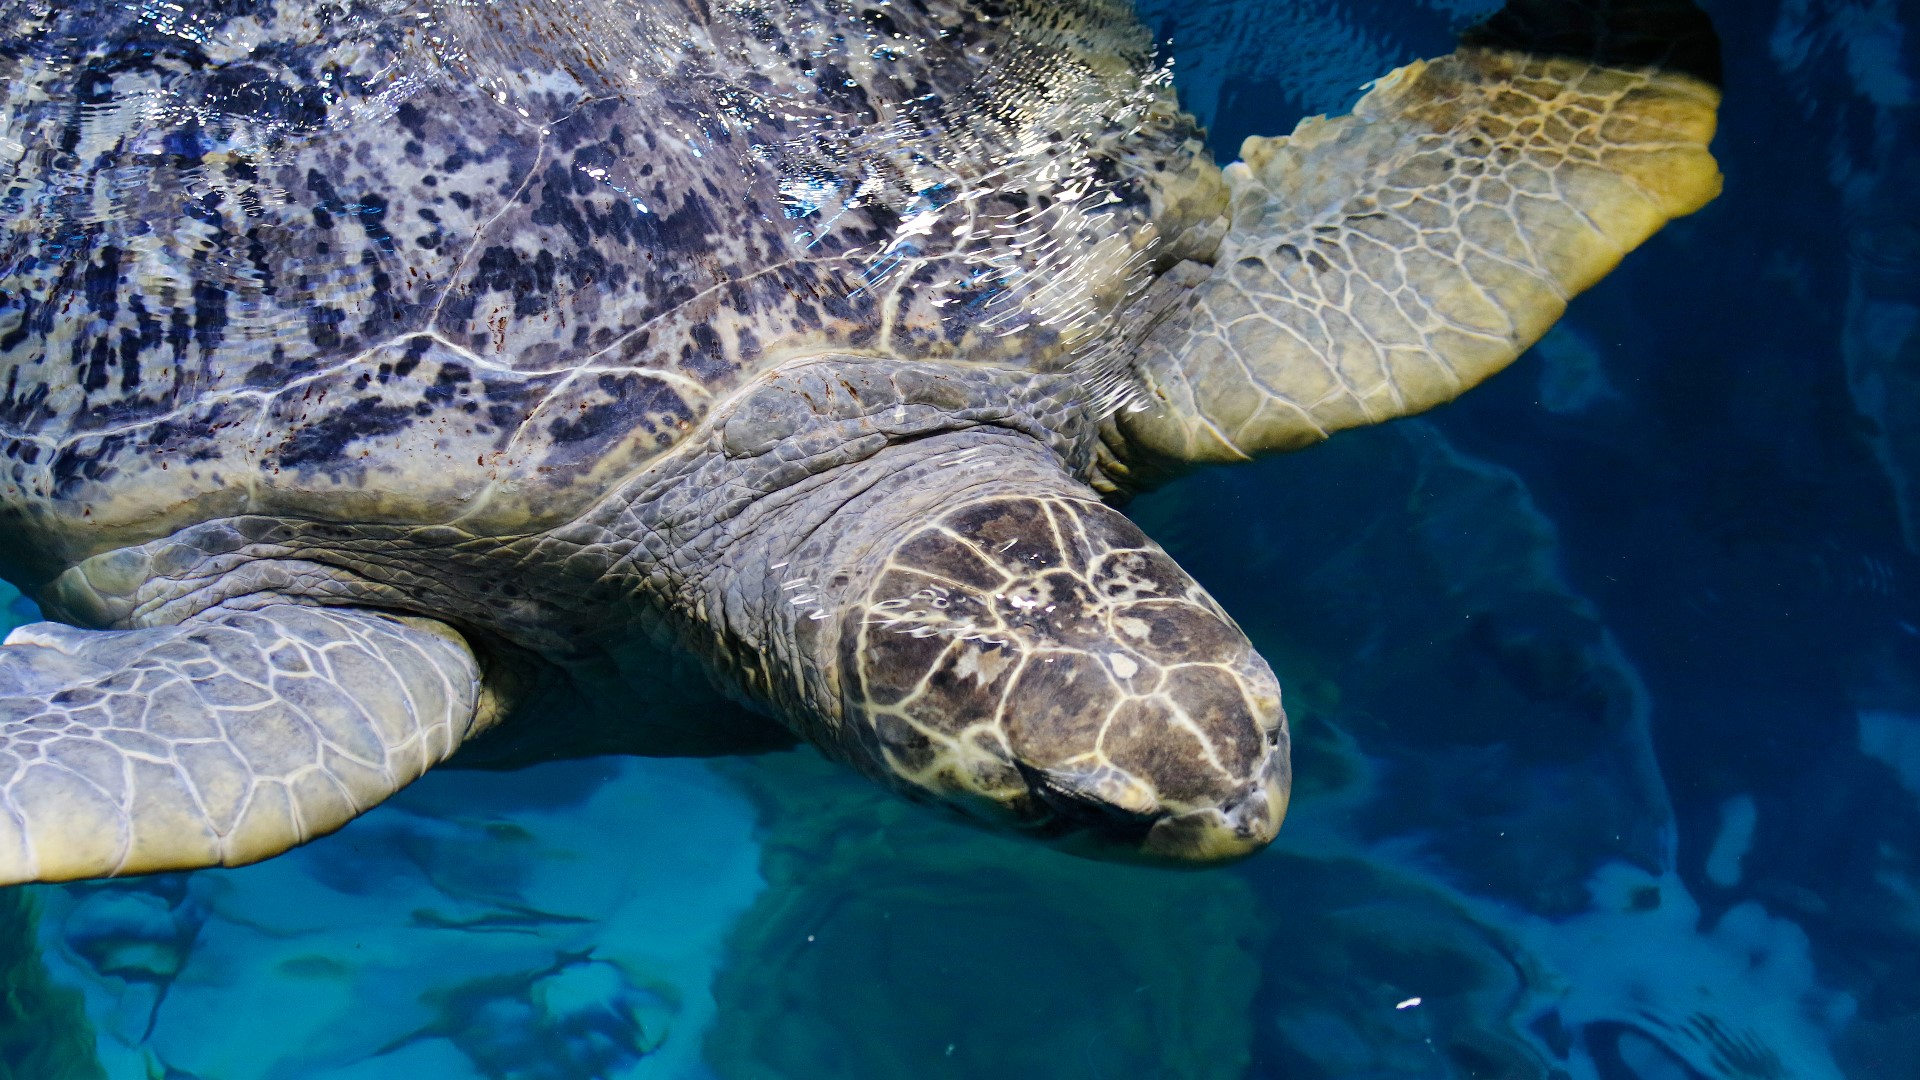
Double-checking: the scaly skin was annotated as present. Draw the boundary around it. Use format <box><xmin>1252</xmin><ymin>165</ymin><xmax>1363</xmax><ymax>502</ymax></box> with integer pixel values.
<box><xmin>0</xmin><ymin>605</ymin><xmax>487</xmax><ymax>882</ymax></box>
<box><xmin>834</xmin><ymin>475</ymin><xmax>1287</xmax><ymax>859</ymax></box>
<box><xmin>1119</xmin><ymin>29</ymin><xmax>1723</xmax><ymax>461</ymax></box>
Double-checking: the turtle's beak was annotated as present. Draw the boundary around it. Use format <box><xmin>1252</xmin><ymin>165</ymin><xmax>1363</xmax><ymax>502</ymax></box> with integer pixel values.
<box><xmin>1140</xmin><ymin>762</ymin><xmax>1288</xmax><ymax>861</ymax></box>
<box><xmin>1016</xmin><ymin>679</ymin><xmax>1290</xmax><ymax>864</ymax></box>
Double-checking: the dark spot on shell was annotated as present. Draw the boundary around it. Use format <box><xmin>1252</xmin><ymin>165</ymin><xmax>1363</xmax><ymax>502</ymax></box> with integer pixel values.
<box><xmin>275</xmin><ymin>398</ymin><xmax>420</xmax><ymax>469</ymax></box>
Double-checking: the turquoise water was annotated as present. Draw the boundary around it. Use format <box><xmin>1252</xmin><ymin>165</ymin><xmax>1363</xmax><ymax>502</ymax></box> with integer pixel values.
<box><xmin>4</xmin><ymin>0</ymin><xmax>1919</xmax><ymax>1077</ymax></box>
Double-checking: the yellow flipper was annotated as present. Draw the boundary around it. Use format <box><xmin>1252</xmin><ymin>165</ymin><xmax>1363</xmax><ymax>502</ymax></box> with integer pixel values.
<box><xmin>0</xmin><ymin>606</ymin><xmax>491</xmax><ymax>884</ymax></box>
<box><xmin>1122</xmin><ymin>2</ymin><xmax>1722</xmax><ymax>462</ymax></box>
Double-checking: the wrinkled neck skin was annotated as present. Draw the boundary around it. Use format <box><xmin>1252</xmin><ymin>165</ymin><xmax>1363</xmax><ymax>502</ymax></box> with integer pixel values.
<box><xmin>38</xmin><ymin>354</ymin><xmax>1285</xmax><ymax>860</ymax></box>
<box><xmin>612</xmin><ymin>355</ymin><xmax>1103</xmax><ymax>727</ymax></box>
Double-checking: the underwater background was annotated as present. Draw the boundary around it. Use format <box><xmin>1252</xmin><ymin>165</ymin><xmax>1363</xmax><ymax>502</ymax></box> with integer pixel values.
<box><xmin>2</xmin><ymin>0</ymin><xmax>1917</xmax><ymax>1076</ymax></box>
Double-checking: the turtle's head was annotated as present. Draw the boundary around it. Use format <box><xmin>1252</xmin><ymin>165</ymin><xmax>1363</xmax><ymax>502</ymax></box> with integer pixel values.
<box><xmin>825</xmin><ymin>467</ymin><xmax>1290</xmax><ymax>863</ymax></box>
<box><xmin>698</xmin><ymin>369</ymin><xmax>1286</xmax><ymax>863</ymax></box>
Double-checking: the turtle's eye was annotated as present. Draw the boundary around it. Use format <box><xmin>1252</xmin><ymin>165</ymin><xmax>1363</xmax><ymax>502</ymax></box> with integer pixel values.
<box><xmin>838</xmin><ymin>491</ymin><xmax>1289</xmax><ymax>862</ymax></box>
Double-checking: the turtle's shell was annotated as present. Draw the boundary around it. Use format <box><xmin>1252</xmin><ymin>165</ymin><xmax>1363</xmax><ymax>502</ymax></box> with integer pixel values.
<box><xmin>0</xmin><ymin>0</ymin><xmax>1223</xmax><ymax>582</ymax></box>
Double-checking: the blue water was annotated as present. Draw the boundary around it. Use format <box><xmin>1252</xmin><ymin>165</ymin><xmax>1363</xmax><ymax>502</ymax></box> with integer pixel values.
<box><xmin>4</xmin><ymin>0</ymin><xmax>1918</xmax><ymax>1077</ymax></box>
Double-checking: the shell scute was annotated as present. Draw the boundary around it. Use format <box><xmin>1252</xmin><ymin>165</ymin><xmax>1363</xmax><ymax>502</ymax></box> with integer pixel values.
<box><xmin>0</xmin><ymin>0</ymin><xmax>1212</xmax><ymax>576</ymax></box>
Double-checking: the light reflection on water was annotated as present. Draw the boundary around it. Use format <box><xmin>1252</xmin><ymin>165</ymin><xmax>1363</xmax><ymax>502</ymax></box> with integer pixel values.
<box><xmin>1</xmin><ymin>0</ymin><xmax>1918</xmax><ymax>1077</ymax></box>
<box><xmin>0</xmin><ymin>0</ymin><xmax>1190</xmax><ymax>389</ymax></box>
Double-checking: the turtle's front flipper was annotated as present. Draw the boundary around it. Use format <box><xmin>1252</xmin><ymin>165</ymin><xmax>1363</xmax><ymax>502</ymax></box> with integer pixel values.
<box><xmin>0</xmin><ymin>605</ymin><xmax>489</xmax><ymax>884</ymax></box>
<box><xmin>1121</xmin><ymin>0</ymin><xmax>1722</xmax><ymax>463</ymax></box>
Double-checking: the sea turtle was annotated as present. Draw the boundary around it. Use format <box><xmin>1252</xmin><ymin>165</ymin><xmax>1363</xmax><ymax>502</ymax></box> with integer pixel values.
<box><xmin>0</xmin><ymin>0</ymin><xmax>1720</xmax><ymax>882</ymax></box>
